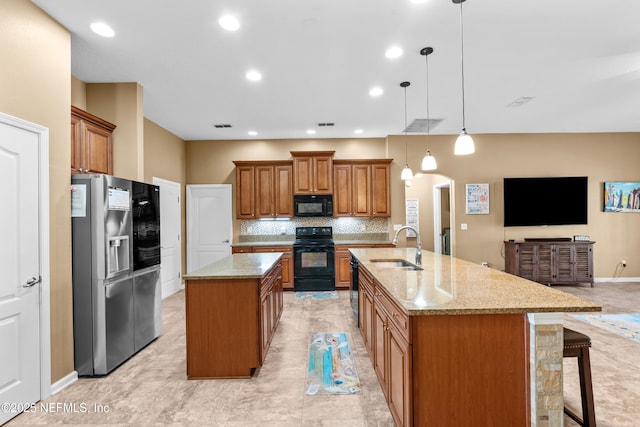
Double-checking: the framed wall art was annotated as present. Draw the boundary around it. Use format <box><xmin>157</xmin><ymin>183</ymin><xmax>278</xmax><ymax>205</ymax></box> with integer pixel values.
<box><xmin>465</xmin><ymin>183</ymin><xmax>489</xmax><ymax>214</ymax></box>
<box><xmin>604</xmin><ymin>181</ymin><xmax>640</xmax><ymax>212</ymax></box>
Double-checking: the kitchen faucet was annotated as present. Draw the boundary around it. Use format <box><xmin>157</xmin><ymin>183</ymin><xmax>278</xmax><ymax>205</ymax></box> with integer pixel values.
<box><xmin>392</xmin><ymin>225</ymin><xmax>422</xmax><ymax>265</ymax></box>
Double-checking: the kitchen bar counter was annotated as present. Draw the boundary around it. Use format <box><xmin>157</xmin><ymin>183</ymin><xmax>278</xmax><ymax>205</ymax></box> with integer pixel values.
<box><xmin>184</xmin><ymin>252</ymin><xmax>282</xmax><ymax>280</ymax></box>
<box><xmin>350</xmin><ymin>247</ymin><xmax>601</xmax><ymax>426</ymax></box>
<box><xmin>350</xmin><ymin>247</ymin><xmax>601</xmax><ymax>315</ymax></box>
<box><xmin>183</xmin><ymin>253</ymin><xmax>283</xmax><ymax>379</ymax></box>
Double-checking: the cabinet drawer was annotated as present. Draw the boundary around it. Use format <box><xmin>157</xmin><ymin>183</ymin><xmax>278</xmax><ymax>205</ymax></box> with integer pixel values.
<box><xmin>253</xmin><ymin>246</ymin><xmax>292</xmax><ymax>253</ymax></box>
<box><xmin>374</xmin><ymin>287</ymin><xmax>409</xmax><ymax>339</ymax></box>
<box><xmin>232</xmin><ymin>247</ymin><xmax>253</xmax><ymax>254</ymax></box>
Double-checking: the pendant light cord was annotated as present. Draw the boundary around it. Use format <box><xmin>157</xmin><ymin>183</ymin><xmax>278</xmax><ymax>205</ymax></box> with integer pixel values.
<box><xmin>425</xmin><ymin>53</ymin><xmax>430</xmax><ymax>137</ymax></box>
<box><xmin>404</xmin><ymin>84</ymin><xmax>408</xmax><ymax>164</ymax></box>
<box><xmin>459</xmin><ymin>1</ymin><xmax>467</xmax><ymax>130</ymax></box>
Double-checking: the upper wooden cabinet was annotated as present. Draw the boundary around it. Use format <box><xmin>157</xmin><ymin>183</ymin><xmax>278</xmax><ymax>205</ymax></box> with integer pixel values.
<box><xmin>71</xmin><ymin>106</ymin><xmax>116</xmax><ymax>175</ymax></box>
<box><xmin>334</xmin><ymin>159</ymin><xmax>392</xmax><ymax>217</ymax></box>
<box><xmin>290</xmin><ymin>151</ymin><xmax>334</xmax><ymax>194</ymax></box>
<box><xmin>233</xmin><ymin>161</ymin><xmax>293</xmax><ymax>219</ymax></box>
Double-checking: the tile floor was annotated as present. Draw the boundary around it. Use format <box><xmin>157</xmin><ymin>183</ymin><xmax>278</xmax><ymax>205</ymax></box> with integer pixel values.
<box><xmin>7</xmin><ymin>282</ymin><xmax>640</xmax><ymax>426</ymax></box>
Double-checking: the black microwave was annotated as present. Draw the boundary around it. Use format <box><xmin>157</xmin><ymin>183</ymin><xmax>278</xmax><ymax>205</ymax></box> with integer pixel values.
<box><xmin>293</xmin><ymin>194</ymin><xmax>333</xmax><ymax>217</ymax></box>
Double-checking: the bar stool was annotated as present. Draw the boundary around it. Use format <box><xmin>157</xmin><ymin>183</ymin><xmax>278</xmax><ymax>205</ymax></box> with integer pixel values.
<box><xmin>563</xmin><ymin>327</ymin><xmax>596</xmax><ymax>426</ymax></box>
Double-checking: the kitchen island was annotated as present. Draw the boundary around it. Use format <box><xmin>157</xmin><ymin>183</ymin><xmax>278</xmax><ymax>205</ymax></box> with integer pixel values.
<box><xmin>350</xmin><ymin>247</ymin><xmax>601</xmax><ymax>427</ymax></box>
<box><xmin>183</xmin><ymin>252</ymin><xmax>283</xmax><ymax>379</ymax></box>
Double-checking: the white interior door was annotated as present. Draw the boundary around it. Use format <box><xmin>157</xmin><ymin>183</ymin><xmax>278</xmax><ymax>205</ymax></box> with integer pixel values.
<box><xmin>153</xmin><ymin>177</ymin><xmax>182</xmax><ymax>299</ymax></box>
<box><xmin>186</xmin><ymin>184</ymin><xmax>232</xmax><ymax>273</ymax></box>
<box><xmin>0</xmin><ymin>113</ymin><xmax>50</xmax><ymax>424</ymax></box>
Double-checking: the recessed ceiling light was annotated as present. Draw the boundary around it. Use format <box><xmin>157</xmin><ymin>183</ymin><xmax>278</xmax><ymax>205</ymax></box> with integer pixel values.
<box><xmin>385</xmin><ymin>46</ymin><xmax>404</xmax><ymax>59</ymax></box>
<box><xmin>354</xmin><ymin>129</ymin><xmax>364</xmax><ymax>135</ymax></box>
<box><xmin>246</xmin><ymin>70</ymin><xmax>262</xmax><ymax>81</ymax></box>
<box><xmin>369</xmin><ymin>87</ymin><xmax>383</xmax><ymax>97</ymax></box>
<box><xmin>218</xmin><ymin>15</ymin><xmax>240</xmax><ymax>31</ymax></box>
<box><xmin>248</xmin><ymin>131</ymin><xmax>257</xmax><ymax>136</ymax></box>
<box><xmin>306</xmin><ymin>129</ymin><xmax>316</xmax><ymax>135</ymax></box>
<box><xmin>90</xmin><ymin>22</ymin><xmax>115</xmax><ymax>38</ymax></box>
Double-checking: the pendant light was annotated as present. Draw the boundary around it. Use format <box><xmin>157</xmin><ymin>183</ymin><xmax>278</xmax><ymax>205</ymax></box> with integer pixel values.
<box><xmin>400</xmin><ymin>81</ymin><xmax>413</xmax><ymax>180</ymax></box>
<box><xmin>420</xmin><ymin>47</ymin><xmax>437</xmax><ymax>171</ymax></box>
<box><xmin>453</xmin><ymin>0</ymin><xmax>475</xmax><ymax>155</ymax></box>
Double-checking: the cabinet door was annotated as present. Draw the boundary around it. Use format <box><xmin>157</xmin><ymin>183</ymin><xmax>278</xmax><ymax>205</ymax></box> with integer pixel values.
<box><xmin>313</xmin><ymin>155</ymin><xmax>333</xmax><ymax>194</ymax></box>
<box><xmin>70</xmin><ymin>114</ymin><xmax>84</xmax><ymax>174</ymax></box>
<box><xmin>371</xmin><ymin>163</ymin><xmax>391</xmax><ymax>217</ymax></box>
<box><xmin>236</xmin><ymin>166</ymin><xmax>255</xmax><ymax>219</ymax></box>
<box><xmin>333</xmin><ymin>164</ymin><xmax>352</xmax><ymax>216</ymax></box>
<box><xmin>274</xmin><ymin>164</ymin><xmax>293</xmax><ymax>217</ymax></box>
<box><xmin>373</xmin><ymin>302</ymin><xmax>388</xmax><ymax>395</ymax></box>
<box><xmin>334</xmin><ymin>248</ymin><xmax>352</xmax><ymax>288</ymax></box>
<box><xmin>573</xmin><ymin>244</ymin><xmax>594</xmax><ymax>282</ymax></box>
<box><xmin>83</xmin><ymin>121</ymin><xmax>113</xmax><ymax>174</ymax></box>
<box><xmin>280</xmin><ymin>253</ymin><xmax>294</xmax><ymax>290</ymax></box>
<box><xmin>387</xmin><ymin>321</ymin><xmax>411</xmax><ymax>427</ymax></box>
<box><xmin>536</xmin><ymin>245</ymin><xmax>554</xmax><ymax>283</ymax></box>
<box><xmin>554</xmin><ymin>244</ymin><xmax>574</xmax><ymax>283</ymax></box>
<box><xmin>361</xmin><ymin>280</ymin><xmax>374</xmax><ymax>356</ymax></box>
<box><xmin>260</xmin><ymin>289</ymin><xmax>271</xmax><ymax>362</ymax></box>
<box><xmin>293</xmin><ymin>156</ymin><xmax>313</xmax><ymax>193</ymax></box>
<box><xmin>516</xmin><ymin>244</ymin><xmax>536</xmax><ymax>281</ymax></box>
<box><xmin>255</xmin><ymin>165</ymin><xmax>275</xmax><ymax>218</ymax></box>
<box><xmin>352</xmin><ymin>164</ymin><xmax>371</xmax><ymax>216</ymax></box>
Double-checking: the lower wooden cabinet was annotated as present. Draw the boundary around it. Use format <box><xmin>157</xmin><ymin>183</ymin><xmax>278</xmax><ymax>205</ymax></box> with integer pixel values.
<box><xmin>504</xmin><ymin>240</ymin><xmax>594</xmax><ymax>286</ymax></box>
<box><xmin>233</xmin><ymin>245</ymin><xmax>294</xmax><ymax>290</ymax></box>
<box><xmin>185</xmin><ymin>260</ymin><xmax>283</xmax><ymax>378</ymax></box>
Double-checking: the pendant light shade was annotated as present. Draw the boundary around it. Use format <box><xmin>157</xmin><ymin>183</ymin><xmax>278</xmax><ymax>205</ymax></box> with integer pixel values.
<box><xmin>420</xmin><ymin>46</ymin><xmax>437</xmax><ymax>172</ymax></box>
<box><xmin>401</xmin><ymin>165</ymin><xmax>414</xmax><ymax>180</ymax></box>
<box><xmin>400</xmin><ymin>81</ymin><xmax>413</xmax><ymax>180</ymax></box>
<box><xmin>421</xmin><ymin>150</ymin><xmax>437</xmax><ymax>170</ymax></box>
<box><xmin>453</xmin><ymin>0</ymin><xmax>475</xmax><ymax>155</ymax></box>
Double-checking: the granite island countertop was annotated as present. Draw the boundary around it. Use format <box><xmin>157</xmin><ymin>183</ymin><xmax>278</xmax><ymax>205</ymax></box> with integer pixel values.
<box><xmin>350</xmin><ymin>247</ymin><xmax>601</xmax><ymax>316</ymax></box>
<box><xmin>183</xmin><ymin>252</ymin><xmax>282</xmax><ymax>280</ymax></box>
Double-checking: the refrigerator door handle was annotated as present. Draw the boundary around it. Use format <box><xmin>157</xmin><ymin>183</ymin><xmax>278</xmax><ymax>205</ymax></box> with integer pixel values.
<box><xmin>24</xmin><ymin>276</ymin><xmax>41</xmax><ymax>287</ymax></box>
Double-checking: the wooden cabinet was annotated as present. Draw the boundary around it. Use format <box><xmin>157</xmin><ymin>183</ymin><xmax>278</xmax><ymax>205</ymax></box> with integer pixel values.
<box><xmin>185</xmin><ymin>259</ymin><xmax>282</xmax><ymax>378</ymax></box>
<box><xmin>290</xmin><ymin>151</ymin><xmax>334</xmax><ymax>194</ymax></box>
<box><xmin>504</xmin><ymin>240</ymin><xmax>594</xmax><ymax>286</ymax></box>
<box><xmin>333</xmin><ymin>159</ymin><xmax>392</xmax><ymax>217</ymax></box>
<box><xmin>372</xmin><ymin>285</ymin><xmax>412</xmax><ymax>427</ymax></box>
<box><xmin>259</xmin><ymin>262</ymin><xmax>283</xmax><ymax>362</ymax></box>
<box><xmin>358</xmin><ymin>266</ymin><xmax>375</xmax><ymax>357</ymax></box>
<box><xmin>71</xmin><ymin>106</ymin><xmax>116</xmax><ymax>175</ymax></box>
<box><xmin>233</xmin><ymin>161</ymin><xmax>293</xmax><ymax>219</ymax></box>
<box><xmin>233</xmin><ymin>245</ymin><xmax>294</xmax><ymax>290</ymax></box>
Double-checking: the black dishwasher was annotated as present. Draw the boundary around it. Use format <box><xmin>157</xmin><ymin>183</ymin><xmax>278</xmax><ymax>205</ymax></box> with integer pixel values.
<box><xmin>350</xmin><ymin>255</ymin><xmax>359</xmax><ymax>325</ymax></box>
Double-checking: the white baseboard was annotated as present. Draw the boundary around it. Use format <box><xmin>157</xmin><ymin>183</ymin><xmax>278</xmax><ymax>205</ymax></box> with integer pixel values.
<box><xmin>50</xmin><ymin>370</ymin><xmax>78</xmax><ymax>395</ymax></box>
<box><xmin>162</xmin><ymin>282</ymin><xmax>184</xmax><ymax>299</ymax></box>
<box><xmin>594</xmin><ymin>277</ymin><xmax>640</xmax><ymax>283</ymax></box>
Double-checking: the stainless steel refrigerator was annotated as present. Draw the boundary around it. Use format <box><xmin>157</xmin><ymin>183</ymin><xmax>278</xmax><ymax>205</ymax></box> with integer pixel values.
<box><xmin>71</xmin><ymin>174</ymin><xmax>161</xmax><ymax>376</ymax></box>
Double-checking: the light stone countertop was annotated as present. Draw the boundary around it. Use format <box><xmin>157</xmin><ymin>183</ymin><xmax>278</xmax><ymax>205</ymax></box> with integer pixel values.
<box><xmin>350</xmin><ymin>247</ymin><xmax>602</xmax><ymax>316</ymax></box>
<box><xmin>183</xmin><ymin>252</ymin><xmax>283</xmax><ymax>280</ymax></box>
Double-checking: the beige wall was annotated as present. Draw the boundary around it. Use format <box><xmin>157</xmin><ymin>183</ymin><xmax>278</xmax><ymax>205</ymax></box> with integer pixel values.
<box><xmin>1</xmin><ymin>0</ymin><xmax>74</xmax><ymax>383</ymax></box>
<box><xmin>144</xmin><ymin>118</ymin><xmax>187</xmax><ymax>272</ymax></box>
<box><xmin>86</xmin><ymin>83</ymin><xmax>144</xmax><ymax>181</ymax></box>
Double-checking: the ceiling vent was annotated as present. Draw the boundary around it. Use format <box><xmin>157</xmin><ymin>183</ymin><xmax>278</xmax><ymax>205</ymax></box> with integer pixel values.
<box><xmin>317</xmin><ymin>122</ymin><xmax>335</xmax><ymax>127</ymax></box>
<box><xmin>403</xmin><ymin>118</ymin><xmax>443</xmax><ymax>133</ymax></box>
<box><xmin>213</xmin><ymin>124</ymin><xmax>232</xmax><ymax>128</ymax></box>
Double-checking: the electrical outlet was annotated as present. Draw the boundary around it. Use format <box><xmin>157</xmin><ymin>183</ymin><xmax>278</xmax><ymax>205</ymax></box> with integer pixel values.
<box><xmin>622</xmin><ymin>260</ymin><xmax>627</xmax><ymax>267</ymax></box>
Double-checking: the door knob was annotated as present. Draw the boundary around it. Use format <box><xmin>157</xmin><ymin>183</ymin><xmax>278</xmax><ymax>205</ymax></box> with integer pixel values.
<box><xmin>222</xmin><ymin>239</ymin><xmax>230</xmax><ymax>243</ymax></box>
<box><xmin>24</xmin><ymin>276</ymin><xmax>41</xmax><ymax>287</ymax></box>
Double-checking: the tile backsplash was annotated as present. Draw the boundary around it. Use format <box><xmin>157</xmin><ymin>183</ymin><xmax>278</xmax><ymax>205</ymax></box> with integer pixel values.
<box><xmin>239</xmin><ymin>217</ymin><xmax>389</xmax><ymax>237</ymax></box>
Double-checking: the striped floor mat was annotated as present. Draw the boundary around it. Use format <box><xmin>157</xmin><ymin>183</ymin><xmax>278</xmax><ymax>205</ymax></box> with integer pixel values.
<box><xmin>306</xmin><ymin>332</ymin><xmax>361</xmax><ymax>395</ymax></box>
<box><xmin>295</xmin><ymin>291</ymin><xmax>338</xmax><ymax>300</ymax></box>
<box><xmin>572</xmin><ymin>314</ymin><xmax>640</xmax><ymax>343</ymax></box>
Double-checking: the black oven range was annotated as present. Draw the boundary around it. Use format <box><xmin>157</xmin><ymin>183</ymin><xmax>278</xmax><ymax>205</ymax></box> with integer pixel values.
<box><xmin>293</xmin><ymin>226</ymin><xmax>335</xmax><ymax>292</ymax></box>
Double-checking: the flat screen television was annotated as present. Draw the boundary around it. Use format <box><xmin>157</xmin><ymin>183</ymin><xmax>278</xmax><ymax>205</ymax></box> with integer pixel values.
<box><xmin>503</xmin><ymin>176</ymin><xmax>588</xmax><ymax>227</ymax></box>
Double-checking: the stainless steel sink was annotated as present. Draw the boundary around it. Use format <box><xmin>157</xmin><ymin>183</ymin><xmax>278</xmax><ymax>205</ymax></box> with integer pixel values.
<box><xmin>369</xmin><ymin>258</ymin><xmax>424</xmax><ymax>271</ymax></box>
